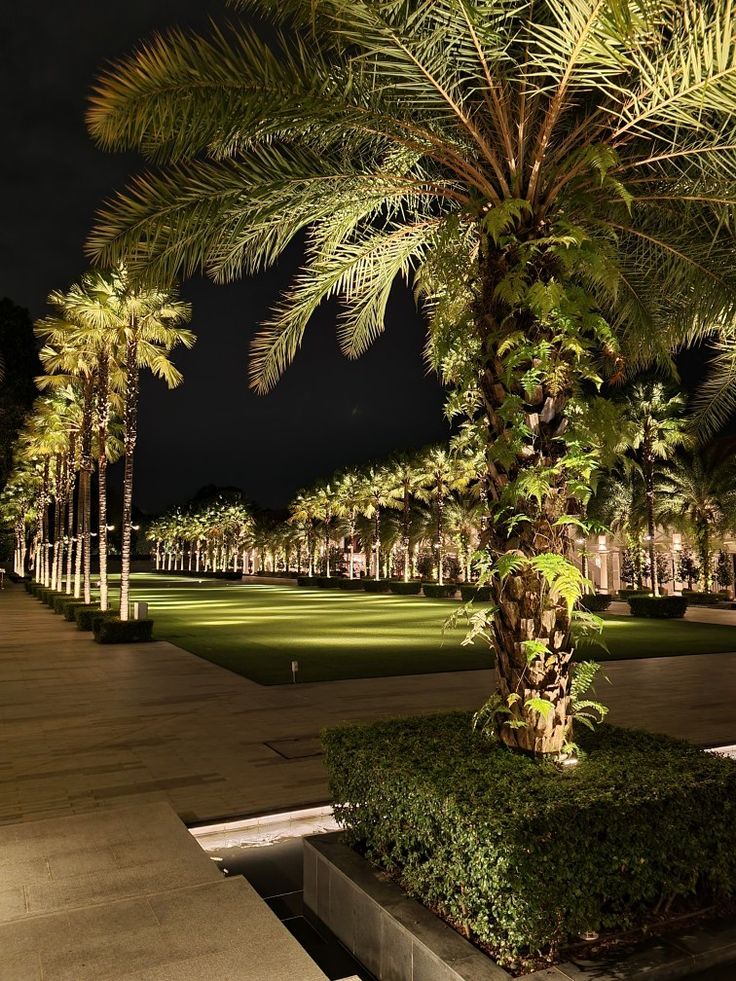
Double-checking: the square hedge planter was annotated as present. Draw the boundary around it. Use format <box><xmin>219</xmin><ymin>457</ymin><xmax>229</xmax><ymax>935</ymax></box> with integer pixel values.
<box><xmin>93</xmin><ymin>617</ymin><xmax>154</xmax><ymax>644</ymax></box>
<box><xmin>323</xmin><ymin>712</ymin><xmax>736</xmax><ymax>969</ymax></box>
<box><xmin>74</xmin><ymin>605</ymin><xmax>116</xmax><ymax>631</ymax></box>
<box><xmin>61</xmin><ymin>599</ymin><xmax>91</xmax><ymax>621</ymax></box>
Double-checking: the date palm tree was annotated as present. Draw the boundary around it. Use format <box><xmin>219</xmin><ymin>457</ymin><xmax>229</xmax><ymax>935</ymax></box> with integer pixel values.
<box><xmin>656</xmin><ymin>450</ymin><xmax>736</xmax><ymax>593</ymax></box>
<box><xmin>415</xmin><ymin>446</ymin><xmax>472</xmax><ymax>585</ymax></box>
<box><xmin>83</xmin><ymin>268</ymin><xmax>194</xmax><ymax>619</ymax></box>
<box><xmin>624</xmin><ymin>382</ymin><xmax>690</xmax><ymax>595</ymax></box>
<box><xmin>333</xmin><ymin>469</ymin><xmax>362</xmax><ymax>579</ymax></box>
<box><xmin>89</xmin><ymin>0</ymin><xmax>736</xmax><ymax>752</ymax></box>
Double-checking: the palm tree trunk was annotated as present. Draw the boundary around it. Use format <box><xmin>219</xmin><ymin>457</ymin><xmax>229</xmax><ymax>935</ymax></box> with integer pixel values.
<box><xmin>643</xmin><ymin>449</ymin><xmax>658</xmax><ymax>596</ymax></box>
<box><xmin>65</xmin><ymin>463</ymin><xmax>75</xmax><ymax>594</ymax></box>
<box><xmin>97</xmin><ymin>354</ymin><xmax>110</xmax><ymax>611</ymax></box>
<box><xmin>120</xmin><ymin>336</ymin><xmax>139</xmax><ymax>622</ymax></box>
<box><xmin>374</xmin><ymin>510</ymin><xmax>381</xmax><ymax>581</ymax></box>
<box><xmin>436</xmin><ymin>496</ymin><xmax>445</xmax><ymax>586</ymax></box>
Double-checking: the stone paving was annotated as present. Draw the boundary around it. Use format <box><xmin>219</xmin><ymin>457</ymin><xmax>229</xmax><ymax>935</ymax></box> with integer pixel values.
<box><xmin>3</xmin><ymin>584</ymin><xmax>736</xmax><ymax>827</ymax></box>
<box><xmin>3</xmin><ymin>583</ymin><xmax>736</xmax><ymax>980</ymax></box>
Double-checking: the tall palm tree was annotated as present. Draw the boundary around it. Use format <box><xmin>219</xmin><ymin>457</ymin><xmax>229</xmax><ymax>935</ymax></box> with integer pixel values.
<box><xmin>656</xmin><ymin>450</ymin><xmax>736</xmax><ymax>593</ymax></box>
<box><xmin>89</xmin><ymin>1</ymin><xmax>736</xmax><ymax>752</ymax></box>
<box><xmin>415</xmin><ymin>446</ymin><xmax>472</xmax><ymax>585</ymax></box>
<box><xmin>81</xmin><ymin>268</ymin><xmax>194</xmax><ymax>620</ymax></box>
<box><xmin>384</xmin><ymin>454</ymin><xmax>423</xmax><ymax>582</ymax></box>
<box><xmin>333</xmin><ymin>469</ymin><xmax>362</xmax><ymax>579</ymax></box>
<box><xmin>357</xmin><ymin>466</ymin><xmax>399</xmax><ymax>581</ymax></box>
<box><xmin>624</xmin><ymin>382</ymin><xmax>689</xmax><ymax>595</ymax></box>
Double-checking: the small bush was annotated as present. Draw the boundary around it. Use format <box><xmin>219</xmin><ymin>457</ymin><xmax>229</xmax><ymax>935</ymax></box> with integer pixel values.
<box><xmin>318</xmin><ymin>576</ymin><xmax>344</xmax><ymax>589</ymax></box>
<box><xmin>459</xmin><ymin>583</ymin><xmax>492</xmax><ymax>603</ymax></box>
<box><xmin>682</xmin><ymin>590</ymin><xmax>721</xmax><ymax>606</ymax></box>
<box><xmin>618</xmin><ymin>588</ymin><xmax>652</xmax><ymax>600</ymax></box>
<box><xmin>93</xmin><ymin>617</ymin><xmax>154</xmax><ymax>644</ymax></box>
<box><xmin>213</xmin><ymin>571</ymin><xmax>243</xmax><ymax>580</ymax></box>
<box><xmin>24</xmin><ymin>580</ymin><xmax>33</xmax><ymax>592</ymax></box>
<box><xmin>43</xmin><ymin>589</ymin><xmax>61</xmax><ymax>607</ymax></box>
<box><xmin>389</xmin><ymin>580</ymin><xmax>422</xmax><ymax>595</ymax></box>
<box><xmin>75</xmin><ymin>605</ymin><xmax>114</xmax><ymax>631</ymax></box>
<box><xmin>297</xmin><ymin>575</ymin><xmax>316</xmax><ymax>587</ymax></box>
<box><xmin>363</xmin><ymin>579</ymin><xmax>392</xmax><ymax>593</ymax></box>
<box><xmin>323</xmin><ymin>712</ymin><xmax>736</xmax><ymax>967</ymax></box>
<box><xmin>422</xmin><ymin>582</ymin><xmax>458</xmax><ymax>599</ymax></box>
<box><xmin>52</xmin><ymin>593</ymin><xmax>72</xmax><ymax>614</ymax></box>
<box><xmin>628</xmin><ymin>594</ymin><xmax>687</xmax><ymax>618</ymax></box>
<box><xmin>61</xmin><ymin>599</ymin><xmax>90</xmax><ymax>622</ymax></box>
<box><xmin>579</xmin><ymin>593</ymin><xmax>612</xmax><ymax>612</ymax></box>
<box><xmin>337</xmin><ymin>578</ymin><xmax>365</xmax><ymax>591</ymax></box>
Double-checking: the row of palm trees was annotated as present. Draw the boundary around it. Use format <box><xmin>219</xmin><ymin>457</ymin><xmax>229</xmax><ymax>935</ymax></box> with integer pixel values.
<box><xmin>146</xmin><ymin>382</ymin><xmax>736</xmax><ymax>593</ymax></box>
<box><xmin>0</xmin><ymin>267</ymin><xmax>193</xmax><ymax>619</ymax></box>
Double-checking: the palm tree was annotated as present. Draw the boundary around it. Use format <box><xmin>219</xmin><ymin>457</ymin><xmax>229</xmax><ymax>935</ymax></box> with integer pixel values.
<box><xmin>81</xmin><ymin>268</ymin><xmax>194</xmax><ymax>620</ymax></box>
<box><xmin>89</xmin><ymin>1</ymin><xmax>736</xmax><ymax>752</ymax></box>
<box><xmin>384</xmin><ymin>454</ymin><xmax>423</xmax><ymax>582</ymax></box>
<box><xmin>357</xmin><ymin>466</ymin><xmax>399</xmax><ymax>581</ymax></box>
<box><xmin>656</xmin><ymin>451</ymin><xmax>736</xmax><ymax>593</ymax></box>
<box><xmin>415</xmin><ymin>446</ymin><xmax>472</xmax><ymax>585</ymax></box>
<box><xmin>333</xmin><ymin>470</ymin><xmax>362</xmax><ymax>579</ymax></box>
<box><xmin>624</xmin><ymin>382</ymin><xmax>689</xmax><ymax>595</ymax></box>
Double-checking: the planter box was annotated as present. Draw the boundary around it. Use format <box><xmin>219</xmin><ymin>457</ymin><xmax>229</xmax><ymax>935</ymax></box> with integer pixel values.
<box><xmin>305</xmin><ymin>833</ymin><xmax>736</xmax><ymax>981</ymax></box>
<box><xmin>93</xmin><ymin>617</ymin><xmax>154</xmax><ymax>644</ymax></box>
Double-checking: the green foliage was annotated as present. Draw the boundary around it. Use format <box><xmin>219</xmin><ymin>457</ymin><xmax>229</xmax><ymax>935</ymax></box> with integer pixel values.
<box><xmin>388</xmin><ymin>580</ymin><xmax>422</xmax><ymax>595</ymax></box>
<box><xmin>681</xmin><ymin>590</ymin><xmax>721</xmax><ymax>606</ymax></box>
<box><xmin>337</xmin><ymin>577</ymin><xmax>365</xmax><ymax>591</ymax></box>
<box><xmin>61</xmin><ymin>599</ymin><xmax>92</xmax><ymax>622</ymax></box>
<box><xmin>578</xmin><ymin>593</ymin><xmax>612</xmax><ymax>612</ymax></box>
<box><xmin>628</xmin><ymin>595</ymin><xmax>687</xmax><ymax>619</ymax></box>
<box><xmin>363</xmin><ymin>578</ymin><xmax>393</xmax><ymax>593</ymax></box>
<box><xmin>74</xmin><ymin>605</ymin><xmax>116</xmax><ymax>631</ymax></box>
<box><xmin>323</xmin><ymin>713</ymin><xmax>736</xmax><ymax>967</ymax></box>
<box><xmin>93</xmin><ymin>616</ymin><xmax>154</xmax><ymax>644</ymax></box>
<box><xmin>422</xmin><ymin>582</ymin><xmax>457</xmax><ymax>599</ymax></box>
<box><xmin>570</xmin><ymin>661</ymin><xmax>608</xmax><ymax>732</ymax></box>
<box><xmin>458</xmin><ymin>583</ymin><xmax>492</xmax><ymax>603</ymax></box>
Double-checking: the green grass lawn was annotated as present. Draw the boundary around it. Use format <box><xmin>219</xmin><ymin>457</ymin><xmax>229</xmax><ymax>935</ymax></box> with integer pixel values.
<box><xmin>125</xmin><ymin>574</ymin><xmax>736</xmax><ymax>685</ymax></box>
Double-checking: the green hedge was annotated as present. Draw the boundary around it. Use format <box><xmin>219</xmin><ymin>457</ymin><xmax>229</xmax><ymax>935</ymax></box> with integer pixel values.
<box><xmin>75</xmin><ymin>605</ymin><xmax>115</xmax><ymax>631</ymax></box>
<box><xmin>363</xmin><ymin>579</ymin><xmax>392</xmax><ymax>593</ymax></box>
<box><xmin>618</xmin><ymin>588</ymin><xmax>652</xmax><ymax>600</ymax></box>
<box><xmin>629</xmin><ymin>595</ymin><xmax>688</xmax><ymax>618</ymax></box>
<box><xmin>296</xmin><ymin>575</ymin><xmax>316</xmax><ymax>587</ymax></box>
<box><xmin>459</xmin><ymin>583</ymin><xmax>492</xmax><ymax>603</ymax></box>
<box><xmin>389</xmin><ymin>580</ymin><xmax>422</xmax><ymax>595</ymax></box>
<box><xmin>61</xmin><ymin>599</ymin><xmax>92</xmax><ymax>622</ymax></box>
<box><xmin>682</xmin><ymin>590</ymin><xmax>721</xmax><ymax>606</ymax></box>
<box><xmin>323</xmin><ymin>712</ymin><xmax>736</xmax><ymax>967</ymax></box>
<box><xmin>579</xmin><ymin>593</ymin><xmax>612</xmax><ymax>612</ymax></box>
<box><xmin>337</xmin><ymin>578</ymin><xmax>365</xmax><ymax>591</ymax></box>
<box><xmin>422</xmin><ymin>582</ymin><xmax>458</xmax><ymax>599</ymax></box>
<box><xmin>93</xmin><ymin>617</ymin><xmax>154</xmax><ymax>644</ymax></box>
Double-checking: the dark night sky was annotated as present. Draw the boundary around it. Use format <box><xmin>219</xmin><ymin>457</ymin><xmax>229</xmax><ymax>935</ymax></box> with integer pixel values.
<box><xmin>1</xmin><ymin>1</ymin><xmax>447</xmax><ymax>512</ymax></box>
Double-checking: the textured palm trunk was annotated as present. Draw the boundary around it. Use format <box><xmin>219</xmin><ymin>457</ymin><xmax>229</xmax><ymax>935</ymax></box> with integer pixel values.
<box><xmin>50</xmin><ymin>455</ymin><xmax>63</xmax><ymax>591</ymax></box>
<box><xmin>80</xmin><ymin>382</ymin><xmax>95</xmax><ymax>606</ymax></box>
<box><xmin>436</xmin><ymin>496</ymin><xmax>445</xmax><ymax>586</ymax></box>
<box><xmin>476</xmin><ymin>283</ymin><xmax>575</xmax><ymax>754</ymax></box>
<box><xmin>120</xmin><ymin>336</ymin><xmax>139</xmax><ymax>622</ymax></box>
<box><xmin>373</xmin><ymin>510</ymin><xmax>381</xmax><ymax>581</ymax></box>
<box><xmin>643</xmin><ymin>439</ymin><xmax>658</xmax><ymax>596</ymax></box>
<box><xmin>97</xmin><ymin>354</ymin><xmax>110</xmax><ymax>612</ymax></box>
<box><xmin>65</xmin><ymin>463</ymin><xmax>76</xmax><ymax>594</ymax></box>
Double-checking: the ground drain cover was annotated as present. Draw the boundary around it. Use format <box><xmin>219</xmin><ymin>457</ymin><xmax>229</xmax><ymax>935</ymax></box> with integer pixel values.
<box><xmin>264</xmin><ymin>736</ymin><xmax>323</xmax><ymax>759</ymax></box>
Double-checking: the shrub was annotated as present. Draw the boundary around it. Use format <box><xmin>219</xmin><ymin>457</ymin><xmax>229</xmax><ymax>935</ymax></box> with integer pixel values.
<box><xmin>297</xmin><ymin>575</ymin><xmax>316</xmax><ymax>587</ymax></box>
<box><xmin>61</xmin><ymin>599</ymin><xmax>90</xmax><ymax>622</ymax></box>
<box><xmin>459</xmin><ymin>583</ymin><xmax>492</xmax><ymax>603</ymax></box>
<box><xmin>337</xmin><ymin>578</ymin><xmax>365</xmax><ymax>591</ymax></box>
<box><xmin>628</xmin><ymin>595</ymin><xmax>688</xmax><ymax>618</ymax></box>
<box><xmin>363</xmin><ymin>578</ymin><xmax>392</xmax><ymax>593</ymax></box>
<box><xmin>24</xmin><ymin>579</ymin><xmax>33</xmax><ymax>592</ymax></box>
<box><xmin>93</xmin><ymin>617</ymin><xmax>154</xmax><ymax>644</ymax></box>
<box><xmin>75</xmin><ymin>605</ymin><xmax>116</xmax><ymax>631</ymax></box>
<box><xmin>579</xmin><ymin>593</ymin><xmax>612</xmax><ymax>612</ymax></box>
<box><xmin>52</xmin><ymin>593</ymin><xmax>72</xmax><ymax>614</ymax></box>
<box><xmin>318</xmin><ymin>576</ymin><xmax>344</xmax><ymax>589</ymax></box>
<box><xmin>389</xmin><ymin>580</ymin><xmax>422</xmax><ymax>595</ymax></box>
<box><xmin>213</xmin><ymin>570</ymin><xmax>243</xmax><ymax>580</ymax></box>
<box><xmin>618</xmin><ymin>588</ymin><xmax>652</xmax><ymax>600</ymax></box>
<box><xmin>323</xmin><ymin>712</ymin><xmax>736</xmax><ymax>967</ymax></box>
<box><xmin>682</xmin><ymin>590</ymin><xmax>721</xmax><ymax>606</ymax></box>
<box><xmin>422</xmin><ymin>582</ymin><xmax>458</xmax><ymax>599</ymax></box>
<box><xmin>43</xmin><ymin>589</ymin><xmax>61</xmax><ymax>607</ymax></box>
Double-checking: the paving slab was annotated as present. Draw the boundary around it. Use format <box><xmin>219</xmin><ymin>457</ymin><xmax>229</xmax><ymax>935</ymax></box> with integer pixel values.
<box><xmin>3</xmin><ymin>585</ymin><xmax>736</xmax><ymax>826</ymax></box>
<box><xmin>0</xmin><ymin>801</ymin><xmax>328</xmax><ymax>981</ymax></box>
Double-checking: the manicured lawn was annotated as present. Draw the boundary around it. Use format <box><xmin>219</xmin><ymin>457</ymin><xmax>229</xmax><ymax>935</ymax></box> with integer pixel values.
<box><xmin>124</xmin><ymin>575</ymin><xmax>736</xmax><ymax>685</ymax></box>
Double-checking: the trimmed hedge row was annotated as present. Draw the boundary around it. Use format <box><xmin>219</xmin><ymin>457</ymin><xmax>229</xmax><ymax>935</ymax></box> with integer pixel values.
<box><xmin>422</xmin><ymin>582</ymin><xmax>457</xmax><ymax>599</ymax></box>
<box><xmin>323</xmin><ymin>712</ymin><xmax>736</xmax><ymax>967</ymax></box>
<box><xmin>93</xmin><ymin>617</ymin><xmax>154</xmax><ymax>644</ymax></box>
<box><xmin>459</xmin><ymin>584</ymin><xmax>492</xmax><ymax>603</ymax></box>
<box><xmin>682</xmin><ymin>590</ymin><xmax>722</xmax><ymax>606</ymax></box>
<box><xmin>389</xmin><ymin>580</ymin><xmax>422</xmax><ymax>595</ymax></box>
<box><xmin>337</xmin><ymin>578</ymin><xmax>365</xmax><ymax>591</ymax></box>
<box><xmin>617</xmin><ymin>588</ymin><xmax>652</xmax><ymax>600</ymax></box>
<box><xmin>629</xmin><ymin>595</ymin><xmax>688</xmax><ymax>618</ymax></box>
<box><xmin>579</xmin><ymin>593</ymin><xmax>612</xmax><ymax>612</ymax></box>
<box><xmin>363</xmin><ymin>579</ymin><xmax>393</xmax><ymax>593</ymax></box>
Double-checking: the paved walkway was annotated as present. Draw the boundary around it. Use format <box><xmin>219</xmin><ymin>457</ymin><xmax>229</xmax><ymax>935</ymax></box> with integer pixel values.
<box><xmin>3</xmin><ymin>584</ymin><xmax>736</xmax><ymax>980</ymax></box>
<box><xmin>3</xmin><ymin>584</ymin><xmax>736</xmax><ymax>827</ymax></box>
